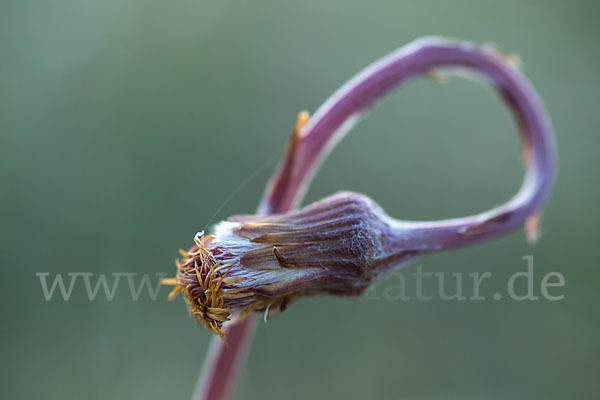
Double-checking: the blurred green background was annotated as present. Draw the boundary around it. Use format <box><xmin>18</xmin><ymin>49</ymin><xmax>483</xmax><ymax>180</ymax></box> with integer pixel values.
<box><xmin>1</xmin><ymin>0</ymin><xmax>598</xmax><ymax>399</ymax></box>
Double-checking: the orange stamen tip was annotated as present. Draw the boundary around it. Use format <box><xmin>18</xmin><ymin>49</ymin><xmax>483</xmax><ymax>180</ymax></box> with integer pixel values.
<box><xmin>161</xmin><ymin>277</ymin><xmax>177</xmax><ymax>285</ymax></box>
<box><xmin>167</xmin><ymin>285</ymin><xmax>182</xmax><ymax>300</ymax></box>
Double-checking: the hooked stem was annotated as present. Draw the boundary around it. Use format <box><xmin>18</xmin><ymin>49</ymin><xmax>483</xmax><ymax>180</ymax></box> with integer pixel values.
<box><xmin>194</xmin><ymin>37</ymin><xmax>556</xmax><ymax>400</ymax></box>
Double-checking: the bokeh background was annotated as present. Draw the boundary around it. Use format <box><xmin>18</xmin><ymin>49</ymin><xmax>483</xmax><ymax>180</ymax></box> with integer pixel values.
<box><xmin>2</xmin><ymin>0</ymin><xmax>598</xmax><ymax>399</ymax></box>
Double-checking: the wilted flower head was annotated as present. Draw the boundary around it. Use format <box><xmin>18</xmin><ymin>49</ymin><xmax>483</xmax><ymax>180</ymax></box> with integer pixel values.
<box><xmin>166</xmin><ymin>192</ymin><xmax>410</xmax><ymax>338</ymax></box>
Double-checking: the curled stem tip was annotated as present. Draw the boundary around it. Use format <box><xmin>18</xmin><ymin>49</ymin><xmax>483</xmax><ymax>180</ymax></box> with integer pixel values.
<box><xmin>262</xmin><ymin>37</ymin><xmax>556</xmax><ymax>249</ymax></box>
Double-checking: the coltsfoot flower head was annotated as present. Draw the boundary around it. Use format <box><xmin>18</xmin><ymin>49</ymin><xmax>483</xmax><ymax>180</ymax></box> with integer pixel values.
<box><xmin>165</xmin><ymin>192</ymin><xmax>403</xmax><ymax>339</ymax></box>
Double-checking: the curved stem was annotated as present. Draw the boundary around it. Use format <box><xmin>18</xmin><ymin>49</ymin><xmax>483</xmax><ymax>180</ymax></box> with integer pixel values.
<box><xmin>260</xmin><ymin>37</ymin><xmax>556</xmax><ymax>242</ymax></box>
<box><xmin>195</xmin><ymin>37</ymin><xmax>556</xmax><ymax>400</ymax></box>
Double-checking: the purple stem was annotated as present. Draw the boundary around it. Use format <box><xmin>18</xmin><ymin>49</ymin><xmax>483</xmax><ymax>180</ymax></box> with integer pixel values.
<box><xmin>195</xmin><ymin>37</ymin><xmax>556</xmax><ymax>400</ymax></box>
<box><xmin>260</xmin><ymin>37</ymin><xmax>556</xmax><ymax>246</ymax></box>
<box><xmin>193</xmin><ymin>315</ymin><xmax>258</xmax><ymax>400</ymax></box>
